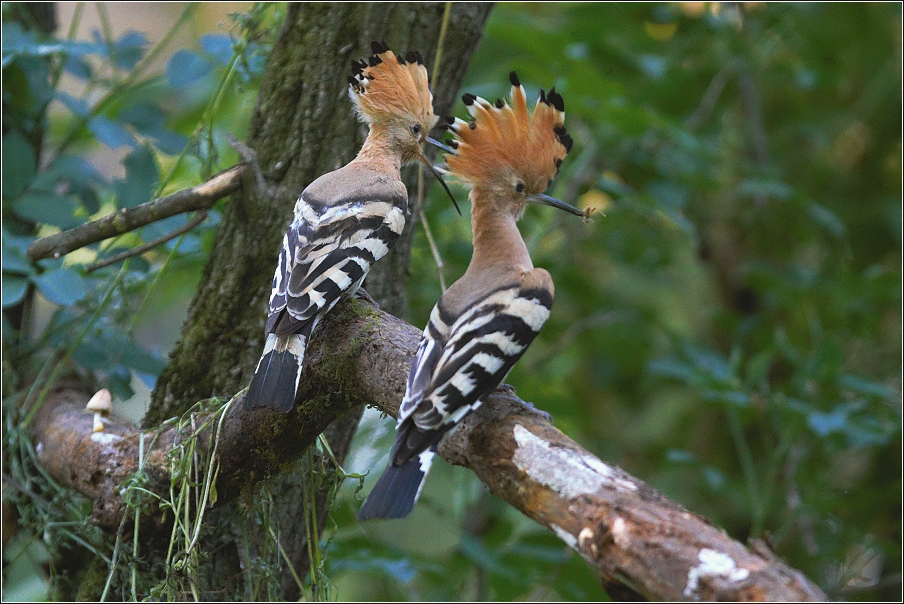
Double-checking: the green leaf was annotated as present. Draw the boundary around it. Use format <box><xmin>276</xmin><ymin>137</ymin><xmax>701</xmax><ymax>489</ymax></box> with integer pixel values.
<box><xmin>838</xmin><ymin>373</ymin><xmax>897</xmax><ymax>401</ymax></box>
<box><xmin>2</xmin><ymin>274</ymin><xmax>28</xmax><ymax>308</ymax></box>
<box><xmin>56</xmin><ymin>91</ymin><xmax>90</xmax><ymax>116</ymax></box>
<box><xmin>737</xmin><ymin>179</ymin><xmax>792</xmax><ymax>201</ymax></box>
<box><xmin>146</xmin><ymin>129</ymin><xmax>188</xmax><ymax>155</ymax></box>
<box><xmin>1</xmin><ymin>227</ymin><xmax>34</xmax><ymax>256</ymax></box>
<box><xmin>63</xmin><ymin>55</ymin><xmax>92</xmax><ymax>79</ymax></box>
<box><xmin>2</xmin><ymin>237</ymin><xmax>33</xmax><ymax>275</ymax></box>
<box><xmin>114</xmin><ymin>145</ymin><xmax>158</xmax><ymax>209</ymax></box>
<box><xmin>119</xmin><ymin>103</ymin><xmax>187</xmax><ymax>155</ymax></box>
<box><xmin>200</xmin><ymin>34</ymin><xmax>234</xmax><ymax>65</ymax></box>
<box><xmin>119</xmin><ymin>102</ymin><xmax>165</xmax><ymax>131</ymax></box>
<box><xmin>806</xmin><ymin>408</ymin><xmax>847</xmax><ymax>437</ymax></box>
<box><xmin>648</xmin><ymin>181</ymin><xmax>689</xmax><ymax>210</ymax></box>
<box><xmin>12</xmin><ymin>191</ymin><xmax>81</xmax><ymax>229</ymax></box>
<box><xmin>89</xmin><ymin>116</ymin><xmax>136</xmax><ymax>150</ymax></box>
<box><xmin>2</xmin><ymin>131</ymin><xmax>36</xmax><ymax>200</ymax></box>
<box><xmin>701</xmin><ymin>388</ymin><xmax>749</xmax><ymax>407</ymax></box>
<box><xmin>807</xmin><ymin>201</ymin><xmax>847</xmax><ymax>238</ymax></box>
<box><xmin>118</xmin><ymin>339</ymin><xmax>167</xmax><ymax>376</ymax></box>
<box><xmin>112</xmin><ymin>31</ymin><xmax>147</xmax><ymax>69</ymax></box>
<box><xmin>167</xmin><ymin>50</ymin><xmax>214</xmax><ymax>89</ymax></box>
<box><xmin>648</xmin><ymin>356</ymin><xmax>694</xmax><ymax>381</ymax></box>
<box><xmin>105</xmin><ymin>366</ymin><xmax>135</xmax><ymax>400</ymax></box>
<box><xmin>33</xmin><ymin>267</ymin><xmax>89</xmax><ymax>306</ymax></box>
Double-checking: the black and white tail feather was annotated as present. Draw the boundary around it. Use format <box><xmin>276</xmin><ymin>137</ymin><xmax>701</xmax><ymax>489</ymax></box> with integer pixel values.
<box><xmin>244</xmin><ymin>191</ymin><xmax>405</xmax><ymax>412</ymax></box>
<box><xmin>356</xmin><ymin>283</ymin><xmax>553</xmax><ymax>520</ymax></box>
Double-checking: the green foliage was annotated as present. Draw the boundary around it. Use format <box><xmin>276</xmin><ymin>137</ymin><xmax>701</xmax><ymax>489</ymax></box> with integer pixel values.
<box><xmin>395</xmin><ymin>2</ymin><xmax>901</xmax><ymax>601</ymax></box>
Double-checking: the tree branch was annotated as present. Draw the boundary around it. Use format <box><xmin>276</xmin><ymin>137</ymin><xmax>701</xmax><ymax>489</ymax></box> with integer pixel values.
<box><xmin>25</xmin><ymin>164</ymin><xmax>244</xmax><ymax>261</ymax></box>
<box><xmin>85</xmin><ymin>210</ymin><xmax>208</xmax><ymax>272</ymax></box>
<box><xmin>28</xmin><ymin>299</ymin><xmax>826</xmax><ymax>601</ymax></box>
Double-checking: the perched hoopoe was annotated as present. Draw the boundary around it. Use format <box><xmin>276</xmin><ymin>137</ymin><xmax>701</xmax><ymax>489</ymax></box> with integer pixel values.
<box><xmin>244</xmin><ymin>41</ymin><xmax>457</xmax><ymax>413</ymax></box>
<box><xmin>358</xmin><ymin>72</ymin><xmax>584</xmax><ymax>520</ymax></box>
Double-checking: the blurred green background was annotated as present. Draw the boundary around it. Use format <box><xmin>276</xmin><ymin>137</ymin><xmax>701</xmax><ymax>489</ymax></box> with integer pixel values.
<box><xmin>3</xmin><ymin>2</ymin><xmax>901</xmax><ymax>601</ymax></box>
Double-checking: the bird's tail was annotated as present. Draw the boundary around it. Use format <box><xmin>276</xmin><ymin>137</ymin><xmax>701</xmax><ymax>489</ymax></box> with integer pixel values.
<box><xmin>244</xmin><ymin>333</ymin><xmax>307</xmax><ymax>413</ymax></box>
<box><xmin>357</xmin><ymin>445</ymin><xmax>437</xmax><ymax>520</ymax></box>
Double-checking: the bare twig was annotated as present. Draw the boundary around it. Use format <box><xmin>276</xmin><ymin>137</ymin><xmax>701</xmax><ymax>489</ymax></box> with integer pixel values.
<box><xmin>416</xmin><ymin>1</ymin><xmax>456</xmax><ymax>293</ymax></box>
<box><xmin>26</xmin><ymin>164</ymin><xmax>244</xmax><ymax>261</ymax></box>
<box><xmin>86</xmin><ymin>211</ymin><xmax>209</xmax><ymax>272</ymax></box>
<box><xmin>29</xmin><ymin>299</ymin><xmax>826</xmax><ymax>601</ymax></box>
<box><xmin>416</xmin><ymin>171</ymin><xmax>447</xmax><ymax>291</ymax></box>
<box><xmin>737</xmin><ymin>71</ymin><xmax>769</xmax><ymax>166</ymax></box>
<box><xmin>686</xmin><ymin>64</ymin><xmax>733</xmax><ymax>132</ymax></box>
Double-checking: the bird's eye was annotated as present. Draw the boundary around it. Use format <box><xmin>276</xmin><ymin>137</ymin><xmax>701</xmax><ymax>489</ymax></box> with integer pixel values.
<box><xmin>411</xmin><ymin>124</ymin><xmax>421</xmax><ymax>135</ymax></box>
<box><xmin>515</xmin><ymin>182</ymin><xmax>525</xmax><ymax>194</ymax></box>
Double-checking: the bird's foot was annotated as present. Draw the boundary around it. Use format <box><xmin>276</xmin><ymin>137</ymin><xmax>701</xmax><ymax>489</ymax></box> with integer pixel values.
<box><xmin>354</xmin><ymin>287</ymin><xmax>379</xmax><ymax>307</ymax></box>
<box><xmin>489</xmin><ymin>384</ymin><xmax>553</xmax><ymax>422</ymax></box>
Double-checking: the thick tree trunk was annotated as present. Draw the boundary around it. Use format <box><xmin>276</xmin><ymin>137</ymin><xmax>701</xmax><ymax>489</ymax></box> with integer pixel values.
<box><xmin>132</xmin><ymin>3</ymin><xmax>493</xmax><ymax>600</ymax></box>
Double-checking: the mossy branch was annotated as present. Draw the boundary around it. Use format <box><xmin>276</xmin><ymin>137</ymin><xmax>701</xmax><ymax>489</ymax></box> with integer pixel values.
<box><xmin>29</xmin><ymin>298</ymin><xmax>826</xmax><ymax>601</ymax></box>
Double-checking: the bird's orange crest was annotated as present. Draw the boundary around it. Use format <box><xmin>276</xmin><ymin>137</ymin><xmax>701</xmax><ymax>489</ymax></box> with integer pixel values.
<box><xmin>443</xmin><ymin>72</ymin><xmax>574</xmax><ymax>194</ymax></box>
<box><xmin>348</xmin><ymin>41</ymin><xmax>437</xmax><ymax>130</ymax></box>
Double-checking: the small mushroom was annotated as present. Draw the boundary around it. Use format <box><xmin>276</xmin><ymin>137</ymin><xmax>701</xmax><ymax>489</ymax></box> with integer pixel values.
<box><xmin>86</xmin><ymin>389</ymin><xmax>112</xmax><ymax>433</ymax></box>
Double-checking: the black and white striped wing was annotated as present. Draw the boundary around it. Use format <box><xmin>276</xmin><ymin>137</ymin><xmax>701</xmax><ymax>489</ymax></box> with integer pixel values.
<box><xmin>266</xmin><ymin>193</ymin><xmax>406</xmax><ymax>336</ymax></box>
<box><xmin>394</xmin><ymin>280</ymin><xmax>553</xmax><ymax>464</ymax></box>
<box><xmin>400</xmin><ymin>304</ymin><xmax>451</xmax><ymax>416</ymax></box>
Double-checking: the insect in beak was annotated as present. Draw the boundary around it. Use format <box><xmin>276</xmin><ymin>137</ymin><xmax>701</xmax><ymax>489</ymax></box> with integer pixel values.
<box><xmin>525</xmin><ymin>192</ymin><xmax>584</xmax><ymax>217</ymax></box>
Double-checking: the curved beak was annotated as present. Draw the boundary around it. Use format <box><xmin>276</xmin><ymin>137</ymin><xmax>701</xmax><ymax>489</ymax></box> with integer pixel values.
<box><xmin>418</xmin><ymin>152</ymin><xmax>462</xmax><ymax>215</ymax></box>
<box><xmin>526</xmin><ymin>192</ymin><xmax>584</xmax><ymax>217</ymax></box>
<box><xmin>427</xmin><ymin>136</ymin><xmax>456</xmax><ymax>155</ymax></box>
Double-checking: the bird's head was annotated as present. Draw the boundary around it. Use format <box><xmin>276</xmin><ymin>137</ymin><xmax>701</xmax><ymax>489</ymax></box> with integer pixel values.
<box><xmin>349</xmin><ymin>41</ymin><xmax>439</xmax><ymax>164</ymax></box>
<box><xmin>349</xmin><ymin>41</ymin><xmax>460</xmax><ymax>213</ymax></box>
<box><xmin>441</xmin><ymin>72</ymin><xmax>583</xmax><ymax>220</ymax></box>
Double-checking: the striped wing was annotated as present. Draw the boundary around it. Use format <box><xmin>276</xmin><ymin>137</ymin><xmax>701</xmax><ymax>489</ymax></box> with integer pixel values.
<box><xmin>394</xmin><ymin>278</ymin><xmax>553</xmax><ymax>464</ymax></box>
<box><xmin>267</xmin><ymin>191</ymin><xmax>406</xmax><ymax>336</ymax></box>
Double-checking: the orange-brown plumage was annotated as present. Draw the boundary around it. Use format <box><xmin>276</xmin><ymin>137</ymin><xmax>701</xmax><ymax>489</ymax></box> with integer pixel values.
<box><xmin>444</xmin><ymin>72</ymin><xmax>573</xmax><ymax>204</ymax></box>
<box><xmin>349</xmin><ymin>42</ymin><xmax>438</xmax><ymax>134</ymax></box>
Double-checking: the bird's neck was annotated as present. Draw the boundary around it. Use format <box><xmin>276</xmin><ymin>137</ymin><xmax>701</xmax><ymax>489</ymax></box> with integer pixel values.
<box><xmin>354</xmin><ymin>123</ymin><xmax>402</xmax><ymax>174</ymax></box>
<box><xmin>468</xmin><ymin>189</ymin><xmax>533</xmax><ymax>274</ymax></box>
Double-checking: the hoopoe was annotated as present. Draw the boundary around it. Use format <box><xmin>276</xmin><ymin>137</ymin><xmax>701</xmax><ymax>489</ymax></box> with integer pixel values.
<box><xmin>244</xmin><ymin>41</ymin><xmax>457</xmax><ymax>413</ymax></box>
<box><xmin>358</xmin><ymin>72</ymin><xmax>583</xmax><ymax>520</ymax></box>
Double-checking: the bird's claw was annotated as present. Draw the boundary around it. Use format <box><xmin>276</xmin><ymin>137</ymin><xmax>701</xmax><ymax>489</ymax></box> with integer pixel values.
<box><xmin>354</xmin><ymin>287</ymin><xmax>379</xmax><ymax>307</ymax></box>
<box><xmin>489</xmin><ymin>384</ymin><xmax>553</xmax><ymax>422</ymax></box>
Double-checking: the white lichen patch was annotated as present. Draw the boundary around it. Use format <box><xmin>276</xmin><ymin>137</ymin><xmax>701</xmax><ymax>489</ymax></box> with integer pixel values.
<box><xmin>610</xmin><ymin>517</ymin><xmax>630</xmax><ymax>547</ymax></box>
<box><xmin>91</xmin><ymin>432</ymin><xmax>121</xmax><ymax>446</ymax></box>
<box><xmin>512</xmin><ymin>424</ymin><xmax>637</xmax><ymax>499</ymax></box>
<box><xmin>550</xmin><ymin>524</ymin><xmax>578</xmax><ymax>551</ymax></box>
<box><xmin>684</xmin><ymin>548</ymin><xmax>750</xmax><ymax>598</ymax></box>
